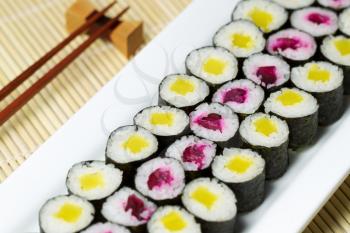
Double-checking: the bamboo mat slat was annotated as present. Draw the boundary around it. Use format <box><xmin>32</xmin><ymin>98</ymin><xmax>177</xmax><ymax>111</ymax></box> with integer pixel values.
<box><xmin>0</xmin><ymin>1</ymin><xmax>349</xmax><ymax>232</ymax></box>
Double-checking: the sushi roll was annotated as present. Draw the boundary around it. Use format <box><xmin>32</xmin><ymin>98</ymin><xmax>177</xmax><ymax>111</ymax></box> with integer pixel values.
<box><xmin>101</xmin><ymin>187</ymin><xmax>157</xmax><ymax>233</ymax></box>
<box><xmin>189</xmin><ymin>103</ymin><xmax>240</xmax><ymax>148</ymax></box>
<box><xmin>266</xmin><ymin>29</ymin><xmax>317</xmax><ymax>65</ymax></box>
<box><xmin>147</xmin><ymin>206</ymin><xmax>201</xmax><ymax>233</ymax></box>
<box><xmin>105</xmin><ymin>125</ymin><xmax>158</xmax><ymax>184</ymax></box>
<box><xmin>291</xmin><ymin>61</ymin><xmax>344</xmax><ymax>125</ymax></box>
<box><xmin>265</xmin><ymin>88</ymin><xmax>319</xmax><ymax>148</ymax></box>
<box><xmin>213</xmin><ymin>20</ymin><xmax>265</xmax><ymax>59</ymax></box>
<box><xmin>339</xmin><ymin>8</ymin><xmax>350</xmax><ymax>36</ymax></box>
<box><xmin>135</xmin><ymin>157</ymin><xmax>186</xmax><ymax>205</ymax></box>
<box><xmin>181</xmin><ymin>178</ymin><xmax>237</xmax><ymax>233</ymax></box>
<box><xmin>317</xmin><ymin>0</ymin><xmax>350</xmax><ymax>11</ymax></box>
<box><xmin>81</xmin><ymin>222</ymin><xmax>130</xmax><ymax>233</ymax></box>
<box><xmin>270</xmin><ymin>0</ymin><xmax>315</xmax><ymax>10</ymax></box>
<box><xmin>165</xmin><ymin>135</ymin><xmax>217</xmax><ymax>180</ymax></box>
<box><xmin>134</xmin><ymin>106</ymin><xmax>189</xmax><ymax>147</ymax></box>
<box><xmin>159</xmin><ymin>74</ymin><xmax>210</xmax><ymax>113</ymax></box>
<box><xmin>242</xmin><ymin>53</ymin><xmax>290</xmax><ymax>91</ymax></box>
<box><xmin>212</xmin><ymin>148</ymin><xmax>265</xmax><ymax>212</ymax></box>
<box><xmin>39</xmin><ymin>195</ymin><xmax>95</xmax><ymax>233</ymax></box>
<box><xmin>321</xmin><ymin>35</ymin><xmax>350</xmax><ymax>94</ymax></box>
<box><xmin>212</xmin><ymin>79</ymin><xmax>265</xmax><ymax>118</ymax></box>
<box><xmin>185</xmin><ymin>46</ymin><xmax>238</xmax><ymax>90</ymax></box>
<box><xmin>232</xmin><ymin>0</ymin><xmax>288</xmax><ymax>33</ymax></box>
<box><xmin>239</xmin><ymin>113</ymin><xmax>289</xmax><ymax>179</ymax></box>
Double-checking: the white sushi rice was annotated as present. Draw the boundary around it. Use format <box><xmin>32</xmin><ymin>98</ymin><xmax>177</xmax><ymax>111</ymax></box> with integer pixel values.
<box><xmin>190</xmin><ymin>103</ymin><xmax>239</xmax><ymax>142</ymax></box>
<box><xmin>185</xmin><ymin>47</ymin><xmax>238</xmax><ymax>85</ymax></box>
<box><xmin>239</xmin><ymin>113</ymin><xmax>289</xmax><ymax>147</ymax></box>
<box><xmin>291</xmin><ymin>7</ymin><xmax>338</xmax><ymax>37</ymax></box>
<box><xmin>213</xmin><ymin>20</ymin><xmax>265</xmax><ymax>58</ymax></box>
<box><xmin>66</xmin><ymin>161</ymin><xmax>123</xmax><ymax>201</ymax></box>
<box><xmin>106</xmin><ymin>125</ymin><xmax>158</xmax><ymax>164</ymax></box>
<box><xmin>134</xmin><ymin>106</ymin><xmax>189</xmax><ymax>136</ymax></box>
<box><xmin>182</xmin><ymin>178</ymin><xmax>237</xmax><ymax>222</ymax></box>
<box><xmin>212</xmin><ymin>148</ymin><xmax>265</xmax><ymax>183</ymax></box>
<box><xmin>165</xmin><ymin>135</ymin><xmax>217</xmax><ymax>171</ymax></box>
<box><xmin>135</xmin><ymin>158</ymin><xmax>185</xmax><ymax>200</ymax></box>
<box><xmin>339</xmin><ymin>8</ymin><xmax>350</xmax><ymax>36</ymax></box>
<box><xmin>321</xmin><ymin>35</ymin><xmax>350</xmax><ymax>66</ymax></box>
<box><xmin>291</xmin><ymin>61</ymin><xmax>344</xmax><ymax>93</ymax></box>
<box><xmin>81</xmin><ymin>222</ymin><xmax>131</xmax><ymax>233</ymax></box>
<box><xmin>159</xmin><ymin>74</ymin><xmax>209</xmax><ymax>108</ymax></box>
<box><xmin>101</xmin><ymin>187</ymin><xmax>157</xmax><ymax>227</ymax></box>
<box><xmin>212</xmin><ymin>79</ymin><xmax>265</xmax><ymax>114</ymax></box>
<box><xmin>147</xmin><ymin>206</ymin><xmax>201</xmax><ymax>233</ymax></box>
<box><xmin>318</xmin><ymin>0</ymin><xmax>350</xmax><ymax>10</ymax></box>
<box><xmin>39</xmin><ymin>195</ymin><xmax>94</xmax><ymax>233</ymax></box>
<box><xmin>270</xmin><ymin>0</ymin><xmax>315</xmax><ymax>9</ymax></box>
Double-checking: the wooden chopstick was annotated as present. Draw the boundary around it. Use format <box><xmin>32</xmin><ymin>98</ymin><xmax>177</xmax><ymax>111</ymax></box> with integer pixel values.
<box><xmin>0</xmin><ymin>6</ymin><xmax>129</xmax><ymax>126</ymax></box>
<box><xmin>0</xmin><ymin>0</ymin><xmax>117</xmax><ymax>102</ymax></box>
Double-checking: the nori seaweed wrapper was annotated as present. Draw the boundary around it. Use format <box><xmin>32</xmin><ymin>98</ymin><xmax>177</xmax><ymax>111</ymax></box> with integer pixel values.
<box><xmin>198</xmin><ymin>217</ymin><xmax>236</xmax><ymax>233</ymax></box>
<box><xmin>185</xmin><ymin>168</ymin><xmax>212</xmax><ymax>183</ymax></box>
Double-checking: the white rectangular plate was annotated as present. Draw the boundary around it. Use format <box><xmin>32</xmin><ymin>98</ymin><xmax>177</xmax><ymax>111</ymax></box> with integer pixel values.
<box><xmin>1</xmin><ymin>0</ymin><xmax>349</xmax><ymax>232</ymax></box>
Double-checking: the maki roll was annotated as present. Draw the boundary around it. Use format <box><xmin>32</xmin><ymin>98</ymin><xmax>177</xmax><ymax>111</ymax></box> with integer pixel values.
<box><xmin>81</xmin><ymin>222</ymin><xmax>130</xmax><ymax>233</ymax></box>
<box><xmin>339</xmin><ymin>8</ymin><xmax>350</xmax><ymax>36</ymax></box>
<box><xmin>189</xmin><ymin>103</ymin><xmax>240</xmax><ymax>148</ymax></box>
<box><xmin>317</xmin><ymin>0</ymin><xmax>350</xmax><ymax>11</ymax></box>
<box><xmin>135</xmin><ymin>157</ymin><xmax>186</xmax><ymax>205</ymax></box>
<box><xmin>147</xmin><ymin>206</ymin><xmax>201</xmax><ymax>233</ymax></box>
<box><xmin>158</xmin><ymin>74</ymin><xmax>210</xmax><ymax>113</ymax></box>
<box><xmin>291</xmin><ymin>61</ymin><xmax>344</xmax><ymax>125</ymax></box>
<box><xmin>101</xmin><ymin>187</ymin><xmax>157</xmax><ymax>233</ymax></box>
<box><xmin>39</xmin><ymin>195</ymin><xmax>95</xmax><ymax>233</ymax></box>
<box><xmin>232</xmin><ymin>0</ymin><xmax>288</xmax><ymax>33</ymax></box>
<box><xmin>181</xmin><ymin>178</ymin><xmax>237</xmax><ymax>233</ymax></box>
<box><xmin>242</xmin><ymin>53</ymin><xmax>290</xmax><ymax>91</ymax></box>
<box><xmin>213</xmin><ymin>20</ymin><xmax>265</xmax><ymax>59</ymax></box>
<box><xmin>270</xmin><ymin>0</ymin><xmax>315</xmax><ymax>10</ymax></box>
<box><xmin>134</xmin><ymin>106</ymin><xmax>189</xmax><ymax>147</ymax></box>
<box><xmin>212</xmin><ymin>148</ymin><xmax>265</xmax><ymax>212</ymax></box>
<box><xmin>239</xmin><ymin>113</ymin><xmax>289</xmax><ymax>179</ymax></box>
<box><xmin>266</xmin><ymin>29</ymin><xmax>317</xmax><ymax>65</ymax></box>
<box><xmin>264</xmin><ymin>88</ymin><xmax>319</xmax><ymax>148</ymax></box>
<box><xmin>165</xmin><ymin>135</ymin><xmax>217</xmax><ymax>180</ymax></box>
<box><xmin>185</xmin><ymin>46</ymin><xmax>238</xmax><ymax>90</ymax></box>
<box><xmin>105</xmin><ymin>125</ymin><xmax>158</xmax><ymax>184</ymax></box>
<box><xmin>321</xmin><ymin>35</ymin><xmax>350</xmax><ymax>94</ymax></box>
<box><xmin>212</xmin><ymin>79</ymin><xmax>265</xmax><ymax>118</ymax></box>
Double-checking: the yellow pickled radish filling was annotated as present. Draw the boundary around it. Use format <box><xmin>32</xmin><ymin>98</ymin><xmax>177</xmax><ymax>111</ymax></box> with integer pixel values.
<box><xmin>170</xmin><ymin>78</ymin><xmax>195</xmax><ymax>96</ymax></box>
<box><xmin>277</xmin><ymin>90</ymin><xmax>304</xmax><ymax>106</ymax></box>
<box><xmin>54</xmin><ymin>203</ymin><xmax>83</xmax><ymax>223</ymax></box>
<box><xmin>79</xmin><ymin>172</ymin><xmax>105</xmax><ymax>191</ymax></box>
<box><xmin>308</xmin><ymin>65</ymin><xmax>330</xmax><ymax>83</ymax></box>
<box><xmin>248</xmin><ymin>8</ymin><xmax>274</xmax><ymax>32</ymax></box>
<box><xmin>225</xmin><ymin>156</ymin><xmax>253</xmax><ymax>174</ymax></box>
<box><xmin>191</xmin><ymin>186</ymin><xmax>218</xmax><ymax>209</ymax></box>
<box><xmin>231</xmin><ymin>33</ymin><xmax>254</xmax><ymax>49</ymax></box>
<box><xmin>203</xmin><ymin>58</ymin><xmax>227</xmax><ymax>75</ymax></box>
<box><xmin>123</xmin><ymin>134</ymin><xmax>149</xmax><ymax>154</ymax></box>
<box><xmin>161</xmin><ymin>211</ymin><xmax>187</xmax><ymax>231</ymax></box>
<box><xmin>254</xmin><ymin>117</ymin><xmax>277</xmax><ymax>136</ymax></box>
<box><xmin>150</xmin><ymin>112</ymin><xmax>174</xmax><ymax>126</ymax></box>
<box><xmin>334</xmin><ymin>39</ymin><xmax>350</xmax><ymax>56</ymax></box>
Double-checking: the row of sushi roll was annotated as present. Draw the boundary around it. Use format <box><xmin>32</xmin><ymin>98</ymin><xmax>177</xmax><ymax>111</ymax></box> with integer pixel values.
<box><xmin>38</xmin><ymin>0</ymin><xmax>350</xmax><ymax>232</ymax></box>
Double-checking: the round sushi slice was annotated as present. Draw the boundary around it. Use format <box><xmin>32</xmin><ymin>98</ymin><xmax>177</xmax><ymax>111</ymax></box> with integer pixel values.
<box><xmin>290</xmin><ymin>7</ymin><xmax>338</xmax><ymax>38</ymax></box>
<box><xmin>232</xmin><ymin>0</ymin><xmax>288</xmax><ymax>33</ymax></box>
<box><xmin>182</xmin><ymin>178</ymin><xmax>237</xmax><ymax>233</ymax></box>
<box><xmin>185</xmin><ymin>46</ymin><xmax>238</xmax><ymax>88</ymax></box>
<box><xmin>39</xmin><ymin>195</ymin><xmax>95</xmax><ymax>233</ymax></box>
<box><xmin>291</xmin><ymin>62</ymin><xmax>344</xmax><ymax>125</ymax></box>
<box><xmin>243</xmin><ymin>53</ymin><xmax>290</xmax><ymax>91</ymax></box>
<box><xmin>212</xmin><ymin>148</ymin><xmax>265</xmax><ymax>212</ymax></box>
<box><xmin>147</xmin><ymin>206</ymin><xmax>201</xmax><ymax>233</ymax></box>
<box><xmin>264</xmin><ymin>88</ymin><xmax>319</xmax><ymax>148</ymax></box>
<box><xmin>270</xmin><ymin>0</ymin><xmax>315</xmax><ymax>9</ymax></box>
<box><xmin>212</xmin><ymin>79</ymin><xmax>265</xmax><ymax>116</ymax></box>
<box><xmin>189</xmin><ymin>103</ymin><xmax>240</xmax><ymax>148</ymax></box>
<box><xmin>101</xmin><ymin>187</ymin><xmax>157</xmax><ymax>232</ymax></box>
<box><xmin>239</xmin><ymin>113</ymin><xmax>289</xmax><ymax>179</ymax></box>
<box><xmin>134</xmin><ymin>106</ymin><xmax>189</xmax><ymax>147</ymax></box>
<box><xmin>266</xmin><ymin>29</ymin><xmax>317</xmax><ymax>63</ymax></box>
<box><xmin>317</xmin><ymin>0</ymin><xmax>350</xmax><ymax>10</ymax></box>
<box><xmin>213</xmin><ymin>20</ymin><xmax>265</xmax><ymax>58</ymax></box>
<box><xmin>81</xmin><ymin>222</ymin><xmax>130</xmax><ymax>233</ymax></box>
<box><xmin>135</xmin><ymin>157</ymin><xmax>186</xmax><ymax>204</ymax></box>
<box><xmin>339</xmin><ymin>8</ymin><xmax>350</xmax><ymax>36</ymax></box>
<box><xmin>158</xmin><ymin>74</ymin><xmax>210</xmax><ymax>112</ymax></box>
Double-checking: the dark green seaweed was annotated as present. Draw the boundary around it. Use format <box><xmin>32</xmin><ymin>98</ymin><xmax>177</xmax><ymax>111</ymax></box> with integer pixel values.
<box><xmin>199</xmin><ymin>217</ymin><xmax>236</xmax><ymax>233</ymax></box>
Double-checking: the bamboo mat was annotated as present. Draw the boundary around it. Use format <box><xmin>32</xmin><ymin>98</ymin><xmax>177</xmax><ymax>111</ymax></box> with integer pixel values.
<box><xmin>0</xmin><ymin>0</ymin><xmax>349</xmax><ymax>232</ymax></box>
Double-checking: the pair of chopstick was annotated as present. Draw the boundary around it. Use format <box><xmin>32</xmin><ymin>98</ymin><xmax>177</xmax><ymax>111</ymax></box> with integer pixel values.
<box><xmin>0</xmin><ymin>1</ymin><xmax>129</xmax><ymax>126</ymax></box>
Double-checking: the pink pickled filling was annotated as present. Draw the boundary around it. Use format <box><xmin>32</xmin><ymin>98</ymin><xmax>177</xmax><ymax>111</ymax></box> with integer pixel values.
<box><xmin>223</xmin><ymin>88</ymin><xmax>248</xmax><ymax>104</ymax></box>
<box><xmin>195</xmin><ymin>113</ymin><xmax>223</xmax><ymax>132</ymax></box>
<box><xmin>147</xmin><ymin>168</ymin><xmax>174</xmax><ymax>190</ymax></box>
<box><xmin>125</xmin><ymin>194</ymin><xmax>148</xmax><ymax>221</ymax></box>
<box><xmin>272</xmin><ymin>37</ymin><xmax>301</xmax><ymax>51</ymax></box>
<box><xmin>307</xmin><ymin>13</ymin><xmax>330</xmax><ymax>25</ymax></box>
<box><xmin>182</xmin><ymin>144</ymin><xmax>207</xmax><ymax>170</ymax></box>
<box><xmin>104</xmin><ymin>231</ymin><xmax>112</xmax><ymax>233</ymax></box>
<box><xmin>256</xmin><ymin>66</ymin><xmax>277</xmax><ymax>85</ymax></box>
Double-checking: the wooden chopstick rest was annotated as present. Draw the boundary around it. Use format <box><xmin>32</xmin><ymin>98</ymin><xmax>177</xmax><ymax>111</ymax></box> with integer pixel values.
<box><xmin>66</xmin><ymin>0</ymin><xmax>143</xmax><ymax>58</ymax></box>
